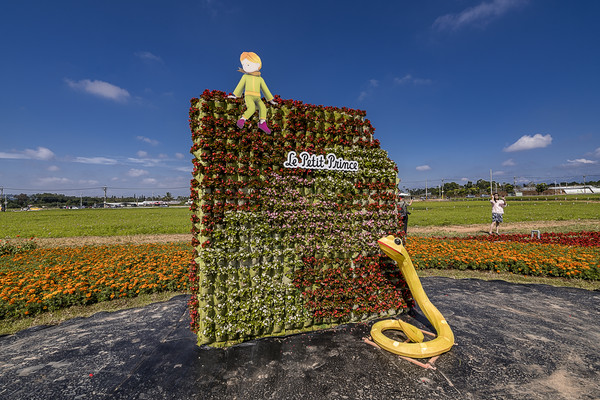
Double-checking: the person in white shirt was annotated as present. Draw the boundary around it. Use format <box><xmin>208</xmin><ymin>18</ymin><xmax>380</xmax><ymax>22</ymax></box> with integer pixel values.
<box><xmin>489</xmin><ymin>192</ymin><xmax>507</xmax><ymax>235</ymax></box>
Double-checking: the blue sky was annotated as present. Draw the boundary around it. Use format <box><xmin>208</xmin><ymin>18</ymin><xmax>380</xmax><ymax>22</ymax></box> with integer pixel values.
<box><xmin>1</xmin><ymin>0</ymin><xmax>599</xmax><ymax>197</ymax></box>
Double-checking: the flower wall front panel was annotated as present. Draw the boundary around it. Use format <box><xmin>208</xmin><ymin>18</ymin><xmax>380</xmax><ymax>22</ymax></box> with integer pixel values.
<box><xmin>189</xmin><ymin>90</ymin><xmax>413</xmax><ymax>346</ymax></box>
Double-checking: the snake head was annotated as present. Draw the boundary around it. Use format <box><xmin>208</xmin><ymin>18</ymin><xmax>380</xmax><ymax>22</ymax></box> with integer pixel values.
<box><xmin>377</xmin><ymin>235</ymin><xmax>405</xmax><ymax>260</ymax></box>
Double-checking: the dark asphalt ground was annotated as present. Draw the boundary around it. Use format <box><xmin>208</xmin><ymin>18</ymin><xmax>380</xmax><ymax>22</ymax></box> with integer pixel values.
<box><xmin>1</xmin><ymin>277</ymin><xmax>599</xmax><ymax>400</ymax></box>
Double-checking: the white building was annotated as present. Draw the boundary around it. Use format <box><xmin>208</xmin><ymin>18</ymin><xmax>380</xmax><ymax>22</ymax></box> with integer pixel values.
<box><xmin>548</xmin><ymin>185</ymin><xmax>599</xmax><ymax>195</ymax></box>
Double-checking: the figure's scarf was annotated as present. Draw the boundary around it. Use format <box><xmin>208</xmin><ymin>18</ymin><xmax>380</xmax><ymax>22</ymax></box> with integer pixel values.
<box><xmin>237</xmin><ymin>68</ymin><xmax>261</xmax><ymax>76</ymax></box>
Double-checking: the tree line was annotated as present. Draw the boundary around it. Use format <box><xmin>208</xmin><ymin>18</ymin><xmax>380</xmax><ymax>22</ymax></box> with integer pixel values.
<box><xmin>405</xmin><ymin>179</ymin><xmax>600</xmax><ymax>198</ymax></box>
<box><xmin>1</xmin><ymin>192</ymin><xmax>187</xmax><ymax>210</ymax></box>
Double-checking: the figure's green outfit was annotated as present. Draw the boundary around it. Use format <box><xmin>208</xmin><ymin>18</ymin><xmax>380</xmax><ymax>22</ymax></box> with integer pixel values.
<box><xmin>233</xmin><ymin>74</ymin><xmax>274</xmax><ymax>120</ymax></box>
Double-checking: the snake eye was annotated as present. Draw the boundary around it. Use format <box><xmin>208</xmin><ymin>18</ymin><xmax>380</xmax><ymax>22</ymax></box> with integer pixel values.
<box><xmin>394</xmin><ymin>238</ymin><xmax>402</xmax><ymax>245</ymax></box>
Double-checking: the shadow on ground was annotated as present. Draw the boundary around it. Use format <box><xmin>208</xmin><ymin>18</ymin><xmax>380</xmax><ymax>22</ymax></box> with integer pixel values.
<box><xmin>1</xmin><ymin>277</ymin><xmax>599</xmax><ymax>399</ymax></box>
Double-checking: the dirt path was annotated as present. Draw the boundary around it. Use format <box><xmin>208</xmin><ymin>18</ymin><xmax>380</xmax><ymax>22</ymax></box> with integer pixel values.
<box><xmin>32</xmin><ymin>219</ymin><xmax>599</xmax><ymax>247</ymax></box>
<box><xmin>410</xmin><ymin>219</ymin><xmax>599</xmax><ymax>235</ymax></box>
<box><xmin>35</xmin><ymin>234</ymin><xmax>191</xmax><ymax>248</ymax></box>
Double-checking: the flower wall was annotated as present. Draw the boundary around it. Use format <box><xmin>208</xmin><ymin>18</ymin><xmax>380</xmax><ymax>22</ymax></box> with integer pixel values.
<box><xmin>189</xmin><ymin>90</ymin><xmax>413</xmax><ymax>346</ymax></box>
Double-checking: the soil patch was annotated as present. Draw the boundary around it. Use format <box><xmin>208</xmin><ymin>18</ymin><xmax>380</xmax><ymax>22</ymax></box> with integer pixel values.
<box><xmin>410</xmin><ymin>219</ymin><xmax>599</xmax><ymax>235</ymax></box>
<box><xmin>35</xmin><ymin>234</ymin><xmax>190</xmax><ymax>248</ymax></box>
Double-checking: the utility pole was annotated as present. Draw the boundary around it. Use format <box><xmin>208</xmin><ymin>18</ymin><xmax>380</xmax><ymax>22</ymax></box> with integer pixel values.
<box><xmin>103</xmin><ymin>186</ymin><xmax>107</xmax><ymax>208</ymax></box>
<box><xmin>0</xmin><ymin>186</ymin><xmax>4</xmax><ymax>212</ymax></box>
<box><xmin>425</xmin><ymin>179</ymin><xmax>428</xmax><ymax>200</ymax></box>
<box><xmin>441</xmin><ymin>178</ymin><xmax>444</xmax><ymax>199</ymax></box>
<box><xmin>490</xmin><ymin>169</ymin><xmax>493</xmax><ymax>196</ymax></box>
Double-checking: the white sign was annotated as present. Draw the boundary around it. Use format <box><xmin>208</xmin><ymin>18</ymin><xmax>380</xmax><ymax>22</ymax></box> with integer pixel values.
<box><xmin>283</xmin><ymin>151</ymin><xmax>359</xmax><ymax>172</ymax></box>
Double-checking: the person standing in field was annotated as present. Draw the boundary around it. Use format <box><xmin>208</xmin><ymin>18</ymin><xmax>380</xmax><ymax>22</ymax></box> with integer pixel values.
<box><xmin>489</xmin><ymin>192</ymin><xmax>507</xmax><ymax>235</ymax></box>
<box><xmin>397</xmin><ymin>194</ymin><xmax>413</xmax><ymax>236</ymax></box>
<box><xmin>227</xmin><ymin>51</ymin><xmax>277</xmax><ymax>134</ymax></box>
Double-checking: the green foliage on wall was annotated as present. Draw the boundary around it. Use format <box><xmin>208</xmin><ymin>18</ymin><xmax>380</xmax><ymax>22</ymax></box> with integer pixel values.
<box><xmin>189</xmin><ymin>90</ymin><xmax>413</xmax><ymax>346</ymax></box>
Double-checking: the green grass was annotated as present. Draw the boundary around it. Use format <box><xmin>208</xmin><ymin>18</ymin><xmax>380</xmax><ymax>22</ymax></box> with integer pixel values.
<box><xmin>0</xmin><ymin>207</ymin><xmax>192</xmax><ymax>238</ymax></box>
<box><xmin>509</xmin><ymin>193</ymin><xmax>600</xmax><ymax>201</ymax></box>
<box><xmin>409</xmin><ymin>199</ymin><xmax>600</xmax><ymax>227</ymax></box>
<box><xmin>1</xmin><ymin>201</ymin><xmax>598</xmax><ymax>238</ymax></box>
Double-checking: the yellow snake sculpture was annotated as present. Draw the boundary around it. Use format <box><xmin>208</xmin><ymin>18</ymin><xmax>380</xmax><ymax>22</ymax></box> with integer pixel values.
<box><xmin>370</xmin><ymin>235</ymin><xmax>454</xmax><ymax>358</ymax></box>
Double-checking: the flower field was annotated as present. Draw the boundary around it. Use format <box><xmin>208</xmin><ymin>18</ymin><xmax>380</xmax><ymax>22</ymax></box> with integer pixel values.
<box><xmin>1</xmin><ymin>231</ymin><xmax>598</xmax><ymax>322</ymax></box>
<box><xmin>407</xmin><ymin>233</ymin><xmax>600</xmax><ymax>280</ymax></box>
<box><xmin>449</xmin><ymin>231</ymin><xmax>600</xmax><ymax>247</ymax></box>
<box><xmin>0</xmin><ymin>243</ymin><xmax>191</xmax><ymax>320</ymax></box>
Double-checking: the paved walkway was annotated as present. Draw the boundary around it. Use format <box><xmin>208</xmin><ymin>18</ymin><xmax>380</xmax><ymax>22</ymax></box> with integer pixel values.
<box><xmin>1</xmin><ymin>277</ymin><xmax>599</xmax><ymax>399</ymax></box>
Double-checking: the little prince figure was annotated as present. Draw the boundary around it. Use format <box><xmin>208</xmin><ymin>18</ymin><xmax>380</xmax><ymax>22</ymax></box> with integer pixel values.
<box><xmin>228</xmin><ymin>51</ymin><xmax>276</xmax><ymax>134</ymax></box>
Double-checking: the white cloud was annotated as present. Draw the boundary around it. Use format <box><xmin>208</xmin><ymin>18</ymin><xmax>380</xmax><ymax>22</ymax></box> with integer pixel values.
<box><xmin>174</xmin><ymin>166</ymin><xmax>190</xmax><ymax>172</ymax></box>
<box><xmin>594</xmin><ymin>147</ymin><xmax>600</xmax><ymax>158</ymax></box>
<box><xmin>73</xmin><ymin>156</ymin><xmax>118</xmax><ymax>165</ymax></box>
<box><xmin>461</xmin><ymin>177</ymin><xmax>469</xmax><ymax>181</ymax></box>
<box><xmin>137</xmin><ymin>150</ymin><xmax>149</xmax><ymax>158</ymax></box>
<box><xmin>65</xmin><ymin>78</ymin><xmax>131</xmax><ymax>102</ymax></box>
<box><xmin>142</xmin><ymin>178</ymin><xmax>158</xmax><ymax>185</ymax></box>
<box><xmin>358</xmin><ymin>79</ymin><xmax>380</xmax><ymax>101</ymax></box>
<box><xmin>36</xmin><ymin>177</ymin><xmax>73</xmax><ymax>185</ymax></box>
<box><xmin>175</xmin><ymin>153</ymin><xmax>185</xmax><ymax>159</ymax></box>
<box><xmin>494</xmin><ymin>170</ymin><xmax>506</xmax><ymax>176</ymax></box>
<box><xmin>433</xmin><ymin>0</ymin><xmax>525</xmax><ymax>32</ymax></box>
<box><xmin>357</xmin><ymin>91</ymin><xmax>369</xmax><ymax>101</ymax></box>
<box><xmin>158</xmin><ymin>153</ymin><xmax>168</xmax><ymax>159</ymax></box>
<box><xmin>127</xmin><ymin>168</ymin><xmax>149</xmax><ymax>177</ymax></box>
<box><xmin>502</xmin><ymin>159</ymin><xmax>516</xmax><ymax>166</ymax></box>
<box><xmin>135</xmin><ymin>51</ymin><xmax>163</xmax><ymax>63</ymax></box>
<box><xmin>78</xmin><ymin>179</ymin><xmax>99</xmax><ymax>185</ymax></box>
<box><xmin>136</xmin><ymin>136</ymin><xmax>159</xmax><ymax>146</ymax></box>
<box><xmin>127</xmin><ymin>157</ymin><xmax>162</xmax><ymax>167</ymax></box>
<box><xmin>566</xmin><ymin>158</ymin><xmax>597</xmax><ymax>165</ymax></box>
<box><xmin>416</xmin><ymin>165</ymin><xmax>431</xmax><ymax>171</ymax></box>
<box><xmin>504</xmin><ymin>134</ymin><xmax>552</xmax><ymax>152</ymax></box>
<box><xmin>47</xmin><ymin>165</ymin><xmax>60</xmax><ymax>172</ymax></box>
<box><xmin>394</xmin><ymin>74</ymin><xmax>432</xmax><ymax>86</ymax></box>
<box><xmin>0</xmin><ymin>151</ymin><xmax>23</xmax><ymax>159</ymax></box>
<box><xmin>0</xmin><ymin>146</ymin><xmax>55</xmax><ymax>160</ymax></box>
<box><xmin>24</xmin><ymin>147</ymin><xmax>55</xmax><ymax>160</ymax></box>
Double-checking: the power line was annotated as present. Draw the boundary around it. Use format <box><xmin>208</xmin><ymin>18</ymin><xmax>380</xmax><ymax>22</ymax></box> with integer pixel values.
<box><xmin>1</xmin><ymin>186</ymin><xmax>188</xmax><ymax>192</ymax></box>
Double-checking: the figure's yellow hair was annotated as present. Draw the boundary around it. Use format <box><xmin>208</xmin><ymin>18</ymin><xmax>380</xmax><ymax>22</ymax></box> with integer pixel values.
<box><xmin>240</xmin><ymin>52</ymin><xmax>262</xmax><ymax>69</ymax></box>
